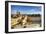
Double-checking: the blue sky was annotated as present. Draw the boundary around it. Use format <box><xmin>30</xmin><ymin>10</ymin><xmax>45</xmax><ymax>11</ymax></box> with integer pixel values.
<box><xmin>11</xmin><ymin>5</ymin><xmax>41</xmax><ymax>14</ymax></box>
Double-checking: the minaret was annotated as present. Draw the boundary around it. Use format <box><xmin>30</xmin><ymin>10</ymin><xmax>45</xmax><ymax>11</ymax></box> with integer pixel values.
<box><xmin>16</xmin><ymin>10</ymin><xmax>20</xmax><ymax>15</ymax></box>
<box><xmin>16</xmin><ymin>10</ymin><xmax>20</xmax><ymax>17</ymax></box>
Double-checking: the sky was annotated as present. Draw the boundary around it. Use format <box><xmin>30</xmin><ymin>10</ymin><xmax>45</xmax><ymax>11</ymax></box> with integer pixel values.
<box><xmin>11</xmin><ymin>5</ymin><xmax>41</xmax><ymax>14</ymax></box>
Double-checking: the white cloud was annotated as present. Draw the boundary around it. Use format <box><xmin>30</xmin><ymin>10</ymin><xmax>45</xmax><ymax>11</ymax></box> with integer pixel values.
<box><xmin>11</xmin><ymin>9</ymin><xmax>41</xmax><ymax>15</ymax></box>
<box><xmin>11</xmin><ymin>10</ymin><xmax>17</xmax><ymax>14</ymax></box>
<box><xmin>28</xmin><ymin>9</ymin><xmax>41</xmax><ymax>14</ymax></box>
